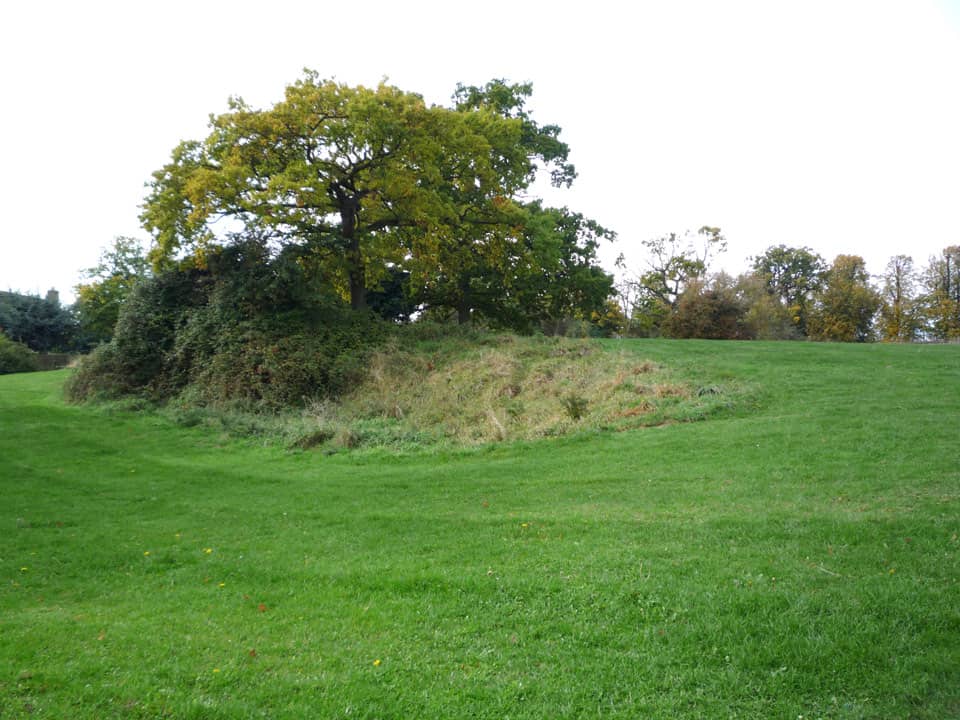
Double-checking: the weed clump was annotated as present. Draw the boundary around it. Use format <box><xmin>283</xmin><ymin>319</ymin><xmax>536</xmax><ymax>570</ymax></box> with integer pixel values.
<box><xmin>333</xmin><ymin>427</ymin><xmax>361</xmax><ymax>450</ymax></box>
<box><xmin>561</xmin><ymin>393</ymin><xmax>589</xmax><ymax>421</ymax></box>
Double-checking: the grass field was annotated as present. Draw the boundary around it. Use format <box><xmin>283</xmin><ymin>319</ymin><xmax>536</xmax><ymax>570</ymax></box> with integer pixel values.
<box><xmin>1</xmin><ymin>339</ymin><xmax>958</xmax><ymax>719</ymax></box>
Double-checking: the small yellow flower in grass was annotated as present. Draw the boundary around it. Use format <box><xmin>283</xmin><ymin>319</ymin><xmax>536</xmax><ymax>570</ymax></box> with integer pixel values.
<box><xmin>520</xmin><ymin>523</ymin><xmax>529</xmax><ymax>529</ymax></box>
<box><xmin>213</xmin><ymin>668</ymin><xmax>220</xmax><ymax>674</ymax></box>
<box><xmin>204</xmin><ymin>548</ymin><xmax>213</xmax><ymax>555</ymax></box>
<box><xmin>889</xmin><ymin>568</ymin><xmax>896</xmax><ymax>574</ymax></box>
<box><xmin>373</xmin><ymin>659</ymin><xmax>382</xmax><ymax>667</ymax></box>
<box><xmin>218</xmin><ymin>582</ymin><xmax>226</xmax><ymax>588</ymax></box>
<box><xmin>175</xmin><ymin>533</ymin><xmax>181</xmax><ymax>540</ymax></box>
<box><xmin>20</xmin><ymin>567</ymin><xmax>28</xmax><ymax>573</ymax></box>
<box><xmin>143</xmin><ymin>551</ymin><xmax>151</xmax><ymax>557</ymax></box>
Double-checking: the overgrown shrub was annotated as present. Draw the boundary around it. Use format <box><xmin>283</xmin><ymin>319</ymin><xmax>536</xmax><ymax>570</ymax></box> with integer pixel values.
<box><xmin>64</xmin><ymin>343</ymin><xmax>134</xmax><ymax>400</ymax></box>
<box><xmin>184</xmin><ymin>312</ymin><xmax>390</xmax><ymax>410</ymax></box>
<box><xmin>561</xmin><ymin>392</ymin><xmax>589</xmax><ymax>420</ymax></box>
<box><xmin>66</xmin><ymin>237</ymin><xmax>392</xmax><ymax>408</ymax></box>
<box><xmin>66</xmin><ymin>268</ymin><xmax>209</xmax><ymax>401</ymax></box>
<box><xmin>0</xmin><ymin>333</ymin><xmax>39</xmax><ymax>374</ymax></box>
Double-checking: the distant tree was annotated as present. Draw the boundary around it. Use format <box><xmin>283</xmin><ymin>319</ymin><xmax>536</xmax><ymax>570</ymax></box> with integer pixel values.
<box><xmin>750</xmin><ymin>245</ymin><xmax>826</xmax><ymax>336</ymax></box>
<box><xmin>878</xmin><ymin>254</ymin><xmax>921</xmax><ymax>342</ymax></box>
<box><xmin>736</xmin><ymin>273</ymin><xmax>798</xmax><ymax>340</ymax></box>
<box><xmin>74</xmin><ymin>237</ymin><xmax>151</xmax><ymax>345</ymax></box>
<box><xmin>807</xmin><ymin>255</ymin><xmax>880</xmax><ymax>342</ymax></box>
<box><xmin>920</xmin><ymin>246</ymin><xmax>960</xmax><ymax>341</ymax></box>
<box><xmin>590</xmin><ymin>298</ymin><xmax>628</xmax><ymax>337</ymax></box>
<box><xmin>629</xmin><ymin>226</ymin><xmax>726</xmax><ymax>335</ymax></box>
<box><xmin>0</xmin><ymin>290</ymin><xmax>78</xmax><ymax>352</ymax></box>
<box><xmin>637</xmin><ymin>226</ymin><xmax>726</xmax><ymax>309</ymax></box>
<box><xmin>663</xmin><ymin>273</ymin><xmax>751</xmax><ymax>340</ymax></box>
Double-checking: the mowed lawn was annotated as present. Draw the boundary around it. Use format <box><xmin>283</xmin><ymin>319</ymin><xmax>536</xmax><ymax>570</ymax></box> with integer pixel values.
<box><xmin>0</xmin><ymin>340</ymin><xmax>958</xmax><ymax>719</ymax></box>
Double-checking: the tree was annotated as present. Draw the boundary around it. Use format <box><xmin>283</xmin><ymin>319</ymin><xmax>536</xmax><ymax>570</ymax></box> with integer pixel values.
<box><xmin>74</xmin><ymin>237</ymin><xmax>150</xmax><ymax>344</ymax></box>
<box><xmin>628</xmin><ymin>226</ymin><xmax>726</xmax><ymax>335</ymax></box>
<box><xmin>750</xmin><ymin>245</ymin><xmax>826</xmax><ymax>336</ymax></box>
<box><xmin>878</xmin><ymin>254</ymin><xmax>920</xmax><ymax>342</ymax></box>
<box><xmin>920</xmin><ymin>246</ymin><xmax>960</xmax><ymax>341</ymax></box>
<box><xmin>807</xmin><ymin>255</ymin><xmax>880</xmax><ymax>342</ymax></box>
<box><xmin>736</xmin><ymin>273</ymin><xmax>798</xmax><ymax>340</ymax></box>
<box><xmin>637</xmin><ymin>226</ymin><xmax>726</xmax><ymax>308</ymax></box>
<box><xmin>0</xmin><ymin>290</ymin><xmax>78</xmax><ymax>352</ymax></box>
<box><xmin>141</xmin><ymin>73</ymin><xmax>577</xmax><ymax>314</ymax></box>
<box><xmin>380</xmin><ymin>80</ymin><xmax>583</xmax><ymax>325</ymax></box>
<box><xmin>663</xmin><ymin>273</ymin><xmax>751</xmax><ymax>340</ymax></box>
<box><xmin>520</xmin><ymin>205</ymin><xmax>615</xmax><ymax>334</ymax></box>
<box><xmin>456</xmin><ymin>203</ymin><xmax>614</xmax><ymax>332</ymax></box>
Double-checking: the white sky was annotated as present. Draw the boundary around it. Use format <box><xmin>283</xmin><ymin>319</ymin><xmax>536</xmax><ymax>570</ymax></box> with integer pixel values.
<box><xmin>1</xmin><ymin>0</ymin><xmax>958</xmax><ymax>302</ymax></box>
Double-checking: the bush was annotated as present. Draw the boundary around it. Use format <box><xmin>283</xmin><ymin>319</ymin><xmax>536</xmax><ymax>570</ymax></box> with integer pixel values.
<box><xmin>66</xmin><ymin>237</ymin><xmax>393</xmax><ymax>409</ymax></box>
<box><xmin>185</xmin><ymin>312</ymin><xmax>390</xmax><ymax>410</ymax></box>
<box><xmin>66</xmin><ymin>269</ymin><xmax>210</xmax><ymax>401</ymax></box>
<box><xmin>0</xmin><ymin>333</ymin><xmax>39</xmax><ymax>374</ymax></box>
<box><xmin>64</xmin><ymin>343</ymin><xmax>139</xmax><ymax>400</ymax></box>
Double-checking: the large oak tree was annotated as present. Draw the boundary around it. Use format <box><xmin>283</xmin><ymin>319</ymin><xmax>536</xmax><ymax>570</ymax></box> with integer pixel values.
<box><xmin>141</xmin><ymin>73</ymin><xmax>582</xmax><ymax>315</ymax></box>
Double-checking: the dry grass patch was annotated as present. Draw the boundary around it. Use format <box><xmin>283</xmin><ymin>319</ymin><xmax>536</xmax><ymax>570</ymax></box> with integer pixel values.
<box><xmin>296</xmin><ymin>335</ymin><xmax>737</xmax><ymax>449</ymax></box>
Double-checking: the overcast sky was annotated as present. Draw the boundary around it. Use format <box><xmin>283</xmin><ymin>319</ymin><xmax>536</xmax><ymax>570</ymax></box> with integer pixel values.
<box><xmin>2</xmin><ymin>0</ymin><xmax>958</xmax><ymax>302</ymax></box>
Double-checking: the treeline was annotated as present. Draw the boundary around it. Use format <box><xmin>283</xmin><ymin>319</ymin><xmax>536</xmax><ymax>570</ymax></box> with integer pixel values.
<box><xmin>0</xmin><ymin>289</ymin><xmax>87</xmax><ymax>374</ymax></box>
<box><xmin>11</xmin><ymin>72</ymin><xmax>958</xmax><ymax>394</ymax></box>
<box><xmin>0</xmin><ymin>238</ymin><xmax>153</xmax><ymax>374</ymax></box>
<box><xmin>615</xmin><ymin>232</ymin><xmax>960</xmax><ymax>343</ymax></box>
<box><xmin>0</xmin><ymin>289</ymin><xmax>79</xmax><ymax>352</ymax></box>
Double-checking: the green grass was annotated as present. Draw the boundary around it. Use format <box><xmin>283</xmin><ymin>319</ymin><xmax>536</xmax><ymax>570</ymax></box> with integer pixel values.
<box><xmin>1</xmin><ymin>339</ymin><xmax>958</xmax><ymax>718</ymax></box>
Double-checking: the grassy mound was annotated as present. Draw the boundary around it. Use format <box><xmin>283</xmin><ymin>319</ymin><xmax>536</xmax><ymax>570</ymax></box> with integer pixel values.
<box><xmin>307</xmin><ymin>334</ymin><xmax>742</xmax><ymax>448</ymax></box>
<box><xmin>154</xmin><ymin>332</ymin><xmax>747</xmax><ymax>451</ymax></box>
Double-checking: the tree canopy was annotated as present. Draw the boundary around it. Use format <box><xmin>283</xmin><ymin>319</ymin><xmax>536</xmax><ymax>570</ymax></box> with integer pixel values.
<box><xmin>623</xmin><ymin>226</ymin><xmax>726</xmax><ymax>336</ymax></box>
<box><xmin>922</xmin><ymin>245</ymin><xmax>960</xmax><ymax>341</ymax></box>
<box><xmin>750</xmin><ymin>245</ymin><xmax>826</xmax><ymax>335</ymax></box>
<box><xmin>74</xmin><ymin>237</ymin><xmax>150</xmax><ymax>345</ymax></box>
<box><xmin>807</xmin><ymin>255</ymin><xmax>880</xmax><ymax>342</ymax></box>
<box><xmin>140</xmin><ymin>73</ymin><xmax>596</xmax><ymax>322</ymax></box>
<box><xmin>0</xmin><ymin>290</ymin><xmax>77</xmax><ymax>353</ymax></box>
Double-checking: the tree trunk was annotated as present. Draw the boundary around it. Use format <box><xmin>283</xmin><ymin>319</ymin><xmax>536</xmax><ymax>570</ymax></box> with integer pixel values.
<box><xmin>349</xmin><ymin>260</ymin><xmax>367</xmax><ymax>310</ymax></box>
<box><xmin>341</xmin><ymin>198</ymin><xmax>366</xmax><ymax>311</ymax></box>
<box><xmin>457</xmin><ymin>302</ymin><xmax>471</xmax><ymax>325</ymax></box>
